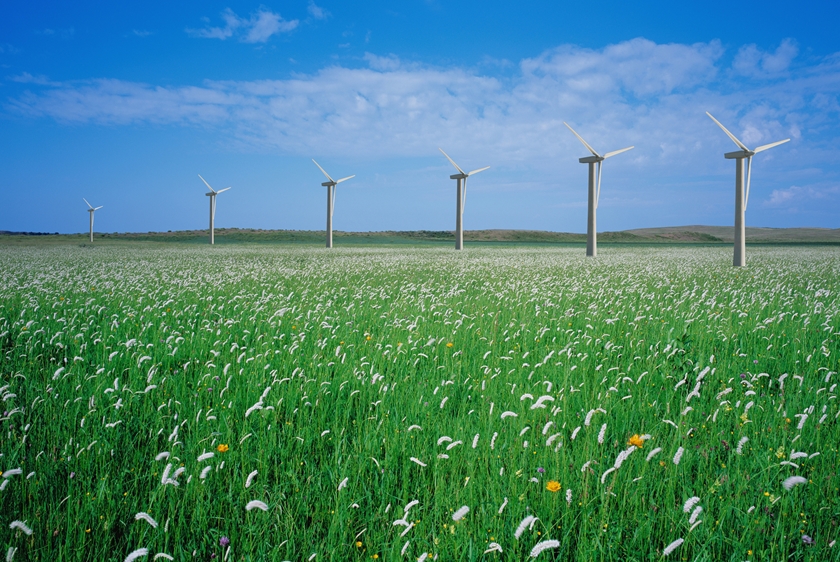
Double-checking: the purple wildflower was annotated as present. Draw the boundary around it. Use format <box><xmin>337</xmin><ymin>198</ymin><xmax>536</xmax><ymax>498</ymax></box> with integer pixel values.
<box><xmin>537</xmin><ymin>467</ymin><xmax>545</xmax><ymax>473</ymax></box>
<box><xmin>802</xmin><ymin>535</ymin><xmax>814</xmax><ymax>546</ymax></box>
<box><xmin>219</xmin><ymin>536</ymin><xmax>230</xmax><ymax>547</ymax></box>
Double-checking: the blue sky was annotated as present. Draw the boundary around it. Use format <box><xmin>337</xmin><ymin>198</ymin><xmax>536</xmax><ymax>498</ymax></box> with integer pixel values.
<box><xmin>2</xmin><ymin>0</ymin><xmax>839</xmax><ymax>235</ymax></box>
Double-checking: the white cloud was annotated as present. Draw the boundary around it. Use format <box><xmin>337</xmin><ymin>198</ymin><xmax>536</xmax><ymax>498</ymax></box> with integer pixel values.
<box><xmin>186</xmin><ymin>8</ymin><xmax>298</xmax><ymax>43</ymax></box>
<box><xmin>765</xmin><ymin>184</ymin><xmax>838</xmax><ymax>207</ymax></box>
<box><xmin>37</xmin><ymin>28</ymin><xmax>75</xmax><ymax>39</ymax></box>
<box><xmin>307</xmin><ymin>1</ymin><xmax>329</xmax><ymax>20</ymax></box>
<box><xmin>10</xmin><ymin>72</ymin><xmax>60</xmax><ymax>86</ymax></box>
<box><xmin>6</xmin><ymin>37</ymin><xmax>839</xmax><ymax>176</ymax></box>
<box><xmin>132</xmin><ymin>30</ymin><xmax>153</xmax><ymax>38</ymax></box>
<box><xmin>363</xmin><ymin>52</ymin><xmax>400</xmax><ymax>71</ymax></box>
<box><xmin>732</xmin><ymin>38</ymin><xmax>798</xmax><ymax>78</ymax></box>
<box><xmin>519</xmin><ymin>38</ymin><xmax>723</xmax><ymax>97</ymax></box>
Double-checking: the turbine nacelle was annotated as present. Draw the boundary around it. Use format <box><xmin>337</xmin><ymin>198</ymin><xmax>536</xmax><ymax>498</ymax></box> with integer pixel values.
<box><xmin>564</xmin><ymin>122</ymin><xmax>633</xmax><ymax>210</ymax></box>
<box><xmin>439</xmin><ymin>148</ymin><xmax>490</xmax><ymax>179</ymax></box>
<box><xmin>83</xmin><ymin>198</ymin><xmax>103</xmax><ymax>211</ymax></box>
<box><xmin>313</xmin><ymin>159</ymin><xmax>354</xmax><ymax>187</ymax></box>
<box><xmin>707</xmin><ymin>112</ymin><xmax>790</xmax><ymax>210</ymax></box>
<box><xmin>199</xmin><ymin>174</ymin><xmax>231</xmax><ymax>195</ymax></box>
<box><xmin>205</xmin><ymin>187</ymin><xmax>231</xmax><ymax>196</ymax></box>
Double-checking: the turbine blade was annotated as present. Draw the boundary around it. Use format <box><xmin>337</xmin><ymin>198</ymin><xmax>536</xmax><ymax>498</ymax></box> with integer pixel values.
<box><xmin>94</xmin><ymin>206</ymin><xmax>103</xmax><ymax>211</ymax></box>
<box><xmin>706</xmin><ymin>112</ymin><xmax>750</xmax><ymax>152</ymax></box>
<box><xmin>744</xmin><ymin>155</ymin><xmax>752</xmax><ymax>211</ymax></box>
<box><xmin>603</xmin><ymin>146</ymin><xmax>634</xmax><ymax>159</ymax></box>
<box><xmin>198</xmin><ymin>174</ymin><xmax>216</xmax><ymax>193</ymax></box>
<box><xmin>563</xmin><ymin>122</ymin><xmax>601</xmax><ymax>158</ymax></box>
<box><xmin>335</xmin><ymin>175</ymin><xmax>355</xmax><ymax>184</ymax></box>
<box><xmin>467</xmin><ymin>166</ymin><xmax>490</xmax><ymax>176</ymax></box>
<box><xmin>753</xmin><ymin>138</ymin><xmax>790</xmax><ymax>153</ymax></box>
<box><xmin>439</xmin><ymin>148</ymin><xmax>466</xmax><ymax>175</ymax></box>
<box><xmin>216</xmin><ymin>187</ymin><xmax>232</xmax><ymax>194</ymax></box>
<box><xmin>312</xmin><ymin>159</ymin><xmax>335</xmax><ymax>183</ymax></box>
<box><xmin>462</xmin><ymin>177</ymin><xmax>467</xmax><ymax>214</ymax></box>
<box><xmin>331</xmin><ymin>185</ymin><xmax>336</xmax><ymax>218</ymax></box>
<box><xmin>83</xmin><ymin>198</ymin><xmax>93</xmax><ymax>209</ymax></box>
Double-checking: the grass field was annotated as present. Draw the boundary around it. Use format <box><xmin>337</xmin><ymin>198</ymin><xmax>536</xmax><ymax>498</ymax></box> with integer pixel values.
<box><xmin>1</xmin><ymin>244</ymin><xmax>838</xmax><ymax>561</ymax></box>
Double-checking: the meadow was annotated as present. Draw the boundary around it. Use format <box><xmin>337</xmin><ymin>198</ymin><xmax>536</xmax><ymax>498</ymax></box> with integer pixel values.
<box><xmin>0</xmin><ymin>244</ymin><xmax>838</xmax><ymax>561</ymax></box>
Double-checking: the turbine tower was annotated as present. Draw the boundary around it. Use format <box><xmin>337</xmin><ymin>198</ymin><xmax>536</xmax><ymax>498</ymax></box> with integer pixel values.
<box><xmin>439</xmin><ymin>148</ymin><xmax>489</xmax><ymax>250</ymax></box>
<box><xmin>83</xmin><ymin>198</ymin><xmax>103</xmax><ymax>243</ymax></box>
<box><xmin>564</xmin><ymin>123</ymin><xmax>633</xmax><ymax>257</ymax></box>
<box><xmin>312</xmin><ymin>160</ymin><xmax>354</xmax><ymax>248</ymax></box>
<box><xmin>706</xmin><ymin>112</ymin><xmax>790</xmax><ymax>267</ymax></box>
<box><xmin>198</xmin><ymin>174</ymin><xmax>231</xmax><ymax>245</ymax></box>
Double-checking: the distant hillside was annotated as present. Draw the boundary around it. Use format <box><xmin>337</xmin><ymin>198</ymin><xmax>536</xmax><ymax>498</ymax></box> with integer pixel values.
<box><xmin>624</xmin><ymin>226</ymin><xmax>840</xmax><ymax>243</ymax></box>
<box><xmin>1</xmin><ymin>226</ymin><xmax>838</xmax><ymax>245</ymax></box>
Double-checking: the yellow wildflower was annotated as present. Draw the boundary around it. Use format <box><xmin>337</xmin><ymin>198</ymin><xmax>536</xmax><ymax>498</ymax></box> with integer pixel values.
<box><xmin>628</xmin><ymin>434</ymin><xmax>644</xmax><ymax>448</ymax></box>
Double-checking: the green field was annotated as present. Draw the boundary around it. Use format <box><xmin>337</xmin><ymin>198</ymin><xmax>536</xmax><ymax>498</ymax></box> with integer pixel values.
<box><xmin>1</xmin><ymin>245</ymin><xmax>838</xmax><ymax>561</ymax></box>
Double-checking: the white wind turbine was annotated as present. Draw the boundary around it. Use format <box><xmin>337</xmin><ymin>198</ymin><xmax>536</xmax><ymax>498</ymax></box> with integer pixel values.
<box><xmin>198</xmin><ymin>174</ymin><xmax>231</xmax><ymax>245</ymax></box>
<box><xmin>312</xmin><ymin>160</ymin><xmax>354</xmax><ymax>248</ymax></box>
<box><xmin>706</xmin><ymin>112</ymin><xmax>790</xmax><ymax>267</ymax></box>
<box><xmin>83</xmin><ymin>198</ymin><xmax>103</xmax><ymax>243</ymax></box>
<box><xmin>439</xmin><ymin>148</ymin><xmax>490</xmax><ymax>250</ymax></box>
<box><xmin>564</xmin><ymin>122</ymin><xmax>633</xmax><ymax>257</ymax></box>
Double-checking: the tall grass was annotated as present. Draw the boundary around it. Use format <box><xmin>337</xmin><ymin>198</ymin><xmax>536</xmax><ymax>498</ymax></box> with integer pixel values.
<box><xmin>0</xmin><ymin>245</ymin><xmax>837</xmax><ymax>561</ymax></box>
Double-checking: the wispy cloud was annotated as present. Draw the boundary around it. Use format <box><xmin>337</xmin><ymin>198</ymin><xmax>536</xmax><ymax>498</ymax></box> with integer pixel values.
<box><xmin>37</xmin><ymin>28</ymin><xmax>75</xmax><ymax>39</ymax></box>
<box><xmin>132</xmin><ymin>29</ymin><xmax>153</xmax><ymax>38</ymax></box>
<box><xmin>6</xmin><ymin>37</ymin><xmax>838</xmax><ymax>177</ymax></box>
<box><xmin>10</xmin><ymin>72</ymin><xmax>60</xmax><ymax>86</ymax></box>
<box><xmin>0</xmin><ymin>43</ymin><xmax>21</xmax><ymax>55</ymax></box>
<box><xmin>363</xmin><ymin>52</ymin><xmax>401</xmax><ymax>71</ymax></box>
<box><xmin>186</xmin><ymin>8</ymin><xmax>298</xmax><ymax>43</ymax></box>
<box><xmin>765</xmin><ymin>184</ymin><xmax>838</xmax><ymax>207</ymax></box>
<box><xmin>307</xmin><ymin>1</ymin><xmax>329</xmax><ymax>20</ymax></box>
<box><xmin>732</xmin><ymin>38</ymin><xmax>798</xmax><ymax>78</ymax></box>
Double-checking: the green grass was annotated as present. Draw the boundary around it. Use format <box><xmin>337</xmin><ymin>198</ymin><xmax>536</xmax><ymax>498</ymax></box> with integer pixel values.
<box><xmin>1</xmin><ymin>245</ymin><xmax>838</xmax><ymax>561</ymax></box>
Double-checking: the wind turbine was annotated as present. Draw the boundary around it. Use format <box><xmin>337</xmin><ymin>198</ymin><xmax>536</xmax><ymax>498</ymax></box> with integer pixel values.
<box><xmin>83</xmin><ymin>198</ymin><xmax>103</xmax><ymax>243</ymax></box>
<box><xmin>564</xmin><ymin>123</ymin><xmax>633</xmax><ymax>257</ymax></box>
<box><xmin>439</xmin><ymin>148</ymin><xmax>490</xmax><ymax>250</ymax></box>
<box><xmin>706</xmin><ymin>112</ymin><xmax>790</xmax><ymax>267</ymax></box>
<box><xmin>312</xmin><ymin>160</ymin><xmax>354</xmax><ymax>248</ymax></box>
<box><xmin>198</xmin><ymin>174</ymin><xmax>231</xmax><ymax>245</ymax></box>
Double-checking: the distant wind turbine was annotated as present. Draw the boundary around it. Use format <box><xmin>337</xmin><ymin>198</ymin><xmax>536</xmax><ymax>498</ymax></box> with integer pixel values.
<box><xmin>564</xmin><ymin>123</ymin><xmax>633</xmax><ymax>257</ymax></box>
<box><xmin>198</xmin><ymin>174</ymin><xmax>231</xmax><ymax>245</ymax></box>
<box><xmin>83</xmin><ymin>198</ymin><xmax>103</xmax><ymax>243</ymax></box>
<box><xmin>439</xmin><ymin>148</ymin><xmax>490</xmax><ymax>250</ymax></box>
<box><xmin>706</xmin><ymin>112</ymin><xmax>790</xmax><ymax>267</ymax></box>
<box><xmin>312</xmin><ymin>159</ymin><xmax>354</xmax><ymax>248</ymax></box>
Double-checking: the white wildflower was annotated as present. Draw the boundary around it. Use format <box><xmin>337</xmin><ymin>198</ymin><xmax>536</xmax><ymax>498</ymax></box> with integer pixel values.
<box><xmin>663</xmin><ymin>538</ymin><xmax>684</xmax><ymax>556</ymax></box>
<box><xmin>452</xmin><ymin>506</ymin><xmax>469</xmax><ymax>521</ymax></box>
<box><xmin>782</xmin><ymin>476</ymin><xmax>807</xmax><ymax>490</ymax></box>
<box><xmin>529</xmin><ymin>539</ymin><xmax>560</xmax><ymax>558</ymax></box>
<box><xmin>134</xmin><ymin>512</ymin><xmax>158</xmax><ymax>528</ymax></box>
<box><xmin>245</xmin><ymin>500</ymin><xmax>268</xmax><ymax>511</ymax></box>
<box><xmin>124</xmin><ymin>549</ymin><xmax>149</xmax><ymax>562</ymax></box>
